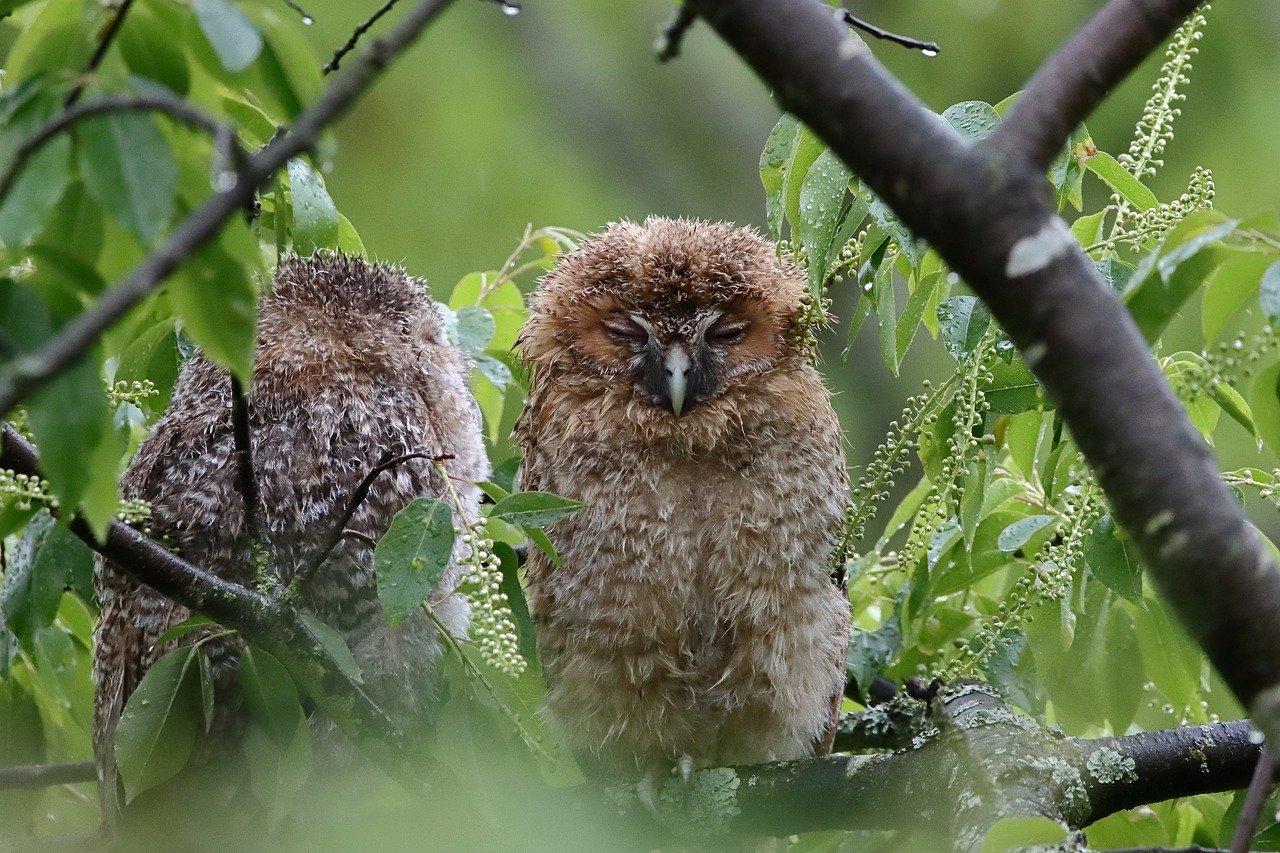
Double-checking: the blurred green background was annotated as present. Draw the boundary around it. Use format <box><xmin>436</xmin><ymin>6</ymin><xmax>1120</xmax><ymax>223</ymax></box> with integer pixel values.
<box><xmin>305</xmin><ymin>0</ymin><xmax>1279</xmax><ymax>467</ymax></box>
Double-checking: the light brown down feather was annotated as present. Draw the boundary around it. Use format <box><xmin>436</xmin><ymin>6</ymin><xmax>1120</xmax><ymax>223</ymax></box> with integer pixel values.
<box><xmin>515</xmin><ymin>217</ymin><xmax>850</xmax><ymax>777</ymax></box>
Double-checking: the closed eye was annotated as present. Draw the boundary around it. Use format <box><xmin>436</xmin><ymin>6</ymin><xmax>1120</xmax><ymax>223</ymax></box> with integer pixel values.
<box><xmin>601</xmin><ymin>313</ymin><xmax>648</xmax><ymax>343</ymax></box>
<box><xmin>705</xmin><ymin>315</ymin><xmax>750</xmax><ymax>345</ymax></box>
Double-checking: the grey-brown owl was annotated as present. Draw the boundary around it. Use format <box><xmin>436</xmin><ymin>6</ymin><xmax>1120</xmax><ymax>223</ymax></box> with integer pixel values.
<box><xmin>515</xmin><ymin>217</ymin><xmax>850</xmax><ymax>786</ymax></box>
<box><xmin>93</xmin><ymin>254</ymin><xmax>488</xmax><ymax>820</ymax></box>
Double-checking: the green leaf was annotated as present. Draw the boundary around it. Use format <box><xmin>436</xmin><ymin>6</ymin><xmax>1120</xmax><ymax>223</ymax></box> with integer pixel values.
<box><xmin>168</xmin><ymin>222</ymin><xmax>259</xmax><ymax>381</ymax></box>
<box><xmin>996</xmin><ymin>514</ymin><xmax>1056</xmax><ymax>553</ymax></box>
<box><xmin>1104</xmin><ymin>608</ymin><xmax>1143</xmax><ymax>732</ymax></box>
<box><xmin>0</xmin><ymin>513</ymin><xmax>63</xmax><ymax>648</ymax></box>
<box><xmin>337</xmin><ymin>214</ymin><xmax>365</xmax><ymax>256</ymax></box>
<box><xmin>1252</xmin><ymin>360</ymin><xmax>1280</xmax><ymax>454</ymax></box>
<box><xmin>941</xmin><ymin>101</ymin><xmax>999</xmax><ymax>143</ymax></box>
<box><xmin>154</xmin><ymin>615</ymin><xmax>216</xmax><ymax>647</ymax></box>
<box><xmin>782</xmin><ymin>126</ymin><xmax>825</xmax><ymax>240</ymax></box>
<box><xmin>1003</xmin><ymin>410</ymin><xmax>1044</xmax><ymax>482</ymax></box>
<box><xmin>1202</xmin><ymin>254</ymin><xmax>1273</xmax><ymax>340</ymax></box>
<box><xmin>982</xmin><ymin>816</ymin><xmax>1068</xmax><ymax>853</ymax></box>
<box><xmin>797</xmin><ymin>148</ymin><xmax>851</xmax><ymax>289</ymax></box>
<box><xmin>27</xmin><ymin>354</ymin><xmax>110</xmax><ymax>515</ymax></box>
<box><xmin>959</xmin><ymin>454</ymin><xmax>987</xmax><ymax>552</ymax></box>
<box><xmin>986</xmin><ymin>357</ymin><xmax>1041</xmax><ymax>414</ymax></box>
<box><xmin>285</xmin><ymin>158</ymin><xmax>339</xmax><ymax>254</ymax></box>
<box><xmin>489</xmin><ymin>491</ymin><xmax>585</xmax><ymax>528</ymax></box>
<box><xmin>5</xmin><ymin>0</ymin><xmax>93</xmax><ymax>84</ymax></box>
<box><xmin>473</xmin><ymin>353</ymin><xmax>513</xmax><ymax>392</ymax></box>
<box><xmin>846</xmin><ymin>611</ymin><xmax>901</xmax><ymax>693</ymax></box>
<box><xmin>1211</xmin><ymin>381</ymin><xmax>1258</xmax><ymax>441</ymax></box>
<box><xmin>1133</xmin><ymin>600</ymin><xmax>1200</xmax><ymax>711</ymax></box>
<box><xmin>1259</xmin><ymin>260</ymin><xmax>1280</xmax><ymax>320</ymax></box>
<box><xmin>937</xmin><ymin>296</ymin><xmax>990</xmax><ymax>360</ymax></box>
<box><xmin>297</xmin><ymin>613</ymin><xmax>364</xmax><ymax>685</ymax></box>
<box><xmin>77</xmin><ymin>112</ymin><xmax>176</xmax><ymax>245</ymax></box>
<box><xmin>238</xmin><ymin>646</ymin><xmax>302</xmax><ymax>745</ymax></box>
<box><xmin>476</xmin><ymin>480</ymin><xmax>512</xmax><ymax>503</ymax></box>
<box><xmin>0</xmin><ymin>134</ymin><xmax>70</xmax><ymax>248</ymax></box>
<box><xmin>1084</xmin><ymin>151</ymin><xmax>1158</xmax><ymax>211</ymax></box>
<box><xmin>114</xmin><ymin>645</ymin><xmax>200</xmax><ymax>802</ymax></box>
<box><xmin>192</xmin><ymin>0</ymin><xmax>263</xmax><ymax>72</ymax></box>
<box><xmin>374</xmin><ymin>498</ymin><xmax>455</xmax><ymax>626</ymax></box>
<box><xmin>1083</xmin><ymin>515</ymin><xmax>1143</xmax><ymax>603</ymax></box>
<box><xmin>118</xmin><ymin>3</ymin><xmax>191</xmax><ymax>96</ymax></box>
<box><xmin>523</xmin><ymin>526</ymin><xmax>564</xmax><ymax>568</ymax></box>
<box><xmin>759</xmin><ymin>115</ymin><xmax>799</xmax><ymax>239</ymax></box>
<box><xmin>1072</xmin><ymin>210</ymin><xmax>1106</xmax><ymax>247</ymax></box>
<box><xmin>243</xmin><ymin>718</ymin><xmax>312</xmax><ymax>822</ymax></box>
<box><xmin>874</xmin><ymin>258</ymin><xmax>897</xmax><ymax>375</ymax></box>
<box><xmin>895</xmin><ymin>271</ymin><xmax>938</xmax><ymax>365</ymax></box>
<box><xmin>455</xmin><ymin>306</ymin><xmax>496</xmax><ymax>355</ymax></box>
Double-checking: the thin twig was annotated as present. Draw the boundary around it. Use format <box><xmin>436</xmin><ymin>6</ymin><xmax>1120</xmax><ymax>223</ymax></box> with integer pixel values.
<box><xmin>1231</xmin><ymin>744</ymin><xmax>1276</xmax><ymax>853</ymax></box>
<box><xmin>280</xmin><ymin>0</ymin><xmax>315</xmax><ymax>24</ymax></box>
<box><xmin>655</xmin><ymin>2</ymin><xmax>696</xmax><ymax>62</ymax></box>
<box><xmin>64</xmin><ymin>0</ymin><xmax>136</xmax><ymax>108</ymax></box>
<box><xmin>228</xmin><ymin>376</ymin><xmax>264</xmax><ymax>544</ymax></box>
<box><xmin>324</xmin><ymin>0</ymin><xmax>403</xmax><ymax>74</ymax></box>
<box><xmin>0</xmin><ymin>0</ymin><xmax>459</xmax><ymax>421</ymax></box>
<box><xmin>290</xmin><ymin>451</ymin><xmax>454</xmax><ymax>594</ymax></box>
<box><xmin>841</xmin><ymin>10</ymin><xmax>938</xmax><ymax>56</ymax></box>
<box><xmin>0</xmin><ymin>762</ymin><xmax>96</xmax><ymax>789</ymax></box>
<box><xmin>341</xmin><ymin>529</ymin><xmax>379</xmax><ymax>548</ymax></box>
<box><xmin>0</xmin><ymin>94</ymin><xmax>230</xmax><ymax>212</ymax></box>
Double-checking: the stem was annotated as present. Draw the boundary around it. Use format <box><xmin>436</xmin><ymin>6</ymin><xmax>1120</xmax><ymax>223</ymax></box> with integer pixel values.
<box><xmin>64</xmin><ymin>0</ymin><xmax>136</xmax><ymax>108</ymax></box>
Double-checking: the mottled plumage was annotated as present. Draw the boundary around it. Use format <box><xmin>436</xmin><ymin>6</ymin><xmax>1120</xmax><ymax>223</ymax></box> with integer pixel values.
<box><xmin>515</xmin><ymin>217</ymin><xmax>850</xmax><ymax>781</ymax></box>
<box><xmin>93</xmin><ymin>254</ymin><xmax>487</xmax><ymax>819</ymax></box>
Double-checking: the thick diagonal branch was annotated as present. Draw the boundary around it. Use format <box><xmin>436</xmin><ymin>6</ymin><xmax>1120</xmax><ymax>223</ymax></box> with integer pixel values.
<box><xmin>992</xmin><ymin>0</ymin><xmax>1205</xmax><ymax>169</ymax></box>
<box><xmin>684</xmin><ymin>0</ymin><xmax>1280</xmax><ymax>739</ymax></box>
<box><xmin>0</xmin><ymin>0</ymin><xmax>459</xmax><ymax>420</ymax></box>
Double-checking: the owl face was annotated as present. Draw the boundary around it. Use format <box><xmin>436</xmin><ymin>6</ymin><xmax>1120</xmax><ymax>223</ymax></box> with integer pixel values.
<box><xmin>522</xmin><ymin>218</ymin><xmax>807</xmax><ymax>423</ymax></box>
<box><xmin>588</xmin><ymin>294</ymin><xmax>780</xmax><ymax>415</ymax></box>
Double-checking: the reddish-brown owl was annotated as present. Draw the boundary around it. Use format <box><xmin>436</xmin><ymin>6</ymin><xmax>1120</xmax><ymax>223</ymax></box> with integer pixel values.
<box><xmin>515</xmin><ymin>217</ymin><xmax>850</xmax><ymax>792</ymax></box>
<box><xmin>93</xmin><ymin>255</ymin><xmax>488</xmax><ymax>822</ymax></box>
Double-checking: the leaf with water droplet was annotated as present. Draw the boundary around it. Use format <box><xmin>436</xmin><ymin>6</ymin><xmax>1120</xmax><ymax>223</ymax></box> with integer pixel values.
<box><xmin>375</xmin><ymin>498</ymin><xmax>455</xmax><ymax>626</ymax></box>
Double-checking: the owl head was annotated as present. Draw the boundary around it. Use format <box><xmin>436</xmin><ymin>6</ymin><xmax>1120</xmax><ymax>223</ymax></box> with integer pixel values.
<box><xmin>520</xmin><ymin>217</ymin><xmax>809</xmax><ymax>424</ymax></box>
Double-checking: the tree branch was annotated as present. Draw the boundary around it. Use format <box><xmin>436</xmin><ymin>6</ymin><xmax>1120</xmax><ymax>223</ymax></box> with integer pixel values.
<box><xmin>0</xmin><ymin>94</ymin><xmax>230</xmax><ymax>210</ymax></box>
<box><xmin>323</xmin><ymin>0</ymin><xmax>403</xmax><ymax>74</ymax></box>
<box><xmin>840</xmin><ymin>10</ymin><xmax>938</xmax><ymax>56</ymax></box>
<box><xmin>683</xmin><ymin>0</ymin><xmax>1280</xmax><ymax>742</ymax></box>
<box><xmin>0</xmin><ymin>0</ymin><xmax>460</xmax><ymax>422</ymax></box>
<box><xmin>0</xmin><ymin>423</ymin><xmax>419</xmax><ymax>776</ymax></box>
<box><xmin>602</xmin><ymin>685</ymin><xmax>1270</xmax><ymax>841</ymax></box>
<box><xmin>289</xmin><ymin>451</ymin><xmax>452</xmax><ymax>595</ymax></box>
<box><xmin>654</xmin><ymin>3</ymin><xmax>696</xmax><ymax>62</ymax></box>
<box><xmin>228</xmin><ymin>376</ymin><xmax>264</xmax><ymax>545</ymax></box>
<box><xmin>991</xmin><ymin>0</ymin><xmax>1205</xmax><ymax>169</ymax></box>
<box><xmin>1231</xmin><ymin>746</ymin><xmax>1276</xmax><ymax>853</ymax></box>
<box><xmin>64</xmin><ymin>0</ymin><xmax>136</xmax><ymax>108</ymax></box>
<box><xmin>0</xmin><ymin>762</ymin><xmax>95</xmax><ymax>789</ymax></box>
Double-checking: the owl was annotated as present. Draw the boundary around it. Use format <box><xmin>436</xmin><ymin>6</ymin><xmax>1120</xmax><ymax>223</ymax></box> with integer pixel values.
<box><xmin>515</xmin><ymin>217</ymin><xmax>851</xmax><ymax>789</ymax></box>
<box><xmin>93</xmin><ymin>254</ymin><xmax>488</xmax><ymax>822</ymax></box>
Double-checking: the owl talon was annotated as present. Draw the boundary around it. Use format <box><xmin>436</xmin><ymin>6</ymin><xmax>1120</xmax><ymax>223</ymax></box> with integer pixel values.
<box><xmin>677</xmin><ymin>753</ymin><xmax>694</xmax><ymax>784</ymax></box>
<box><xmin>636</xmin><ymin>770</ymin><xmax>663</xmax><ymax>815</ymax></box>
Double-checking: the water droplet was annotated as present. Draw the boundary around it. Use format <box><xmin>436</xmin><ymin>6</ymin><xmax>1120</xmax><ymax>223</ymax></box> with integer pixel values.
<box><xmin>921</xmin><ymin>47</ymin><xmax>938</xmax><ymax>58</ymax></box>
<box><xmin>1250</xmin><ymin>730</ymin><xmax>1266</xmax><ymax>744</ymax></box>
<box><xmin>499</xmin><ymin>1</ymin><xmax>520</xmax><ymax>15</ymax></box>
<box><xmin>301</xmin><ymin>15</ymin><xmax>314</xmax><ymax>25</ymax></box>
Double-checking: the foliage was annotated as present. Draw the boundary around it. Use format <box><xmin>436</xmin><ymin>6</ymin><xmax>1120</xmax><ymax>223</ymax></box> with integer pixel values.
<box><xmin>0</xmin><ymin>1</ymin><xmax>1278</xmax><ymax>849</ymax></box>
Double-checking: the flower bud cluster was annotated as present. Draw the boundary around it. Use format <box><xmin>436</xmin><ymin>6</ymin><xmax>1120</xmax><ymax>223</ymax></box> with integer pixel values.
<box><xmin>458</xmin><ymin>516</ymin><xmax>526</xmax><ymax>677</ymax></box>
<box><xmin>106</xmin><ymin>379</ymin><xmax>159</xmax><ymax>408</ymax></box>
<box><xmin>0</xmin><ymin>468</ymin><xmax>55</xmax><ymax>511</ymax></box>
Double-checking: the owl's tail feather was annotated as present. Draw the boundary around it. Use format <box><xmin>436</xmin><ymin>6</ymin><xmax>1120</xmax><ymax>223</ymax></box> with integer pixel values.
<box><xmin>812</xmin><ymin>690</ymin><xmax>842</xmax><ymax>757</ymax></box>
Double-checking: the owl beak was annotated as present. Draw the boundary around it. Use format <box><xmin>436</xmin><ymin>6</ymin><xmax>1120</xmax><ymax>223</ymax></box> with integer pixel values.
<box><xmin>663</xmin><ymin>345</ymin><xmax>692</xmax><ymax>416</ymax></box>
